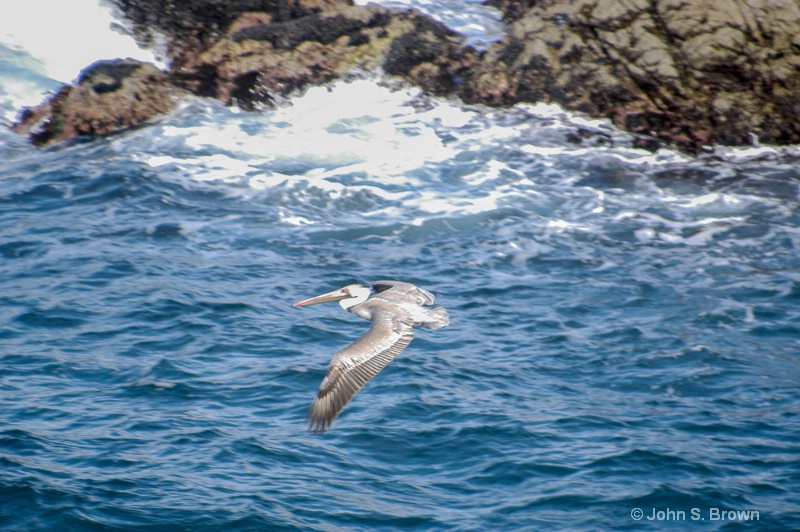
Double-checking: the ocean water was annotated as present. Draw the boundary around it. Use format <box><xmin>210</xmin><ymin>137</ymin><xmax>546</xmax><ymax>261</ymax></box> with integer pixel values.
<box><xmin>2</xmin><ymin>2</ymin><xmax>800</xmax><ymax>531</ymax></box>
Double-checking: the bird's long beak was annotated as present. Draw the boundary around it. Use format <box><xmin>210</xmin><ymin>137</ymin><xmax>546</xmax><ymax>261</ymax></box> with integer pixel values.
<box><xmin>293</xmin><ymin>288</ymin><xmax>349</xmax><ymax>307</ymax></box>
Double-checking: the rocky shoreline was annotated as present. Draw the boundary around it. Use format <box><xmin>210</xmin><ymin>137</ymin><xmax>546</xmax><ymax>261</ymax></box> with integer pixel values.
<box><xmin>14</xmin><ymin>0</ymin><xmax>800</xmax><ymax>154</ymax></box>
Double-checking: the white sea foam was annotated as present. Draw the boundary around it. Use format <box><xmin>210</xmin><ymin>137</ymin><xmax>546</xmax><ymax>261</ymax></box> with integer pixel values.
<box><xmin>138</xmin><ymin>81</ymin><xmax>478</xmax><ymax>205</ymax></box>
<box><xmin>0</xmin><ymin>0</ymin><xmax>162</xmax><ymax>84</ymax></box>
<box><xmin>358</xmin><ymin>0</ymin><xmax>504</xmax><ymax>49</ymax></box>
<box><xmin>119</xmin><ymin>74</ymin><xmax>798</xmax><ymax>240</ymax></box>
<box><xmin>0</xmin><ymin>0</ymin><xmax>163</xmax><ymax>124</ymax></box>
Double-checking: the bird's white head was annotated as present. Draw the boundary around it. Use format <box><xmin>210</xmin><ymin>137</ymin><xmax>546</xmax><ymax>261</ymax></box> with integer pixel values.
<box><xmin>293</xmin><ymin>284</ymin><xmax>371</xmax><ymax>310</ymax></box>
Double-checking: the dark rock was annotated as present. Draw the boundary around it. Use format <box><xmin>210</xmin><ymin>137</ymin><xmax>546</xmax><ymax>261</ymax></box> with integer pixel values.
<box><xmin>110</xmin><ymin>0</ymin><xmax>351</xmax><ymax>69</ymax></box>
<box><xmin>347</xmin><ymin>31</ymin><xmax>370</xmax><ymax>47</ymax></box>
<box><xmin>184</xmin><ymin>4</ymin><xmax>477</xmax><ymax>105</ymax></box>
<box><xmin>384</xmin><ymin>32</ymin><xmax>442</xmax><ymax>76</ymax></box>
<box><xmin>14</xmin><ymin>59</ymin><xmax>187</xmax><ymax>145</ymax></box>
<box><xmin>230</xmin><ymin>71</ymin><xmax>274</xmax><ymax>110</ymax></box>
<box><xmin>232</xmin><ymin>13</ymin><xmax>367</xmax><ymax>49</ymax></box>
<box><xmin>77</xmin><ymin>60</ymin><xmax>141</xmax><ymax>85</ymax></box>
<box><xmin>467</xmin><ymin>0</ymin><xmax>800</xmax><ymax>153</ymax></box>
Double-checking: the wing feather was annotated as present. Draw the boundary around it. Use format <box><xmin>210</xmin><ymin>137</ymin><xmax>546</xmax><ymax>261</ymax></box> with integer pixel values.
<box><xmin>307</xmin><ymin>316</ymin><xmax>414</xmax><ymax>433</ymax></box>
<box><xmin>372</xmin><ymin>280</ymin><xmax>435</xmax><ymax>305</ymax></box>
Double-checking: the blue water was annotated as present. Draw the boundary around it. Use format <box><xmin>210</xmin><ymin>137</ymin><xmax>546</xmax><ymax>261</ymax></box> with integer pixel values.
<box><xmin>2</xmin><ymin>4</ymin><xmax>800</xmax><ymax>530</ymax></box>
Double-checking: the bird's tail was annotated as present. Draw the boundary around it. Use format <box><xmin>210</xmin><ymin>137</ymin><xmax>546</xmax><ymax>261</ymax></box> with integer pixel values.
<box><xmin>424</xmin><ymin>306</ymin><xmax>450</xmax><ymax>329</ymax></box>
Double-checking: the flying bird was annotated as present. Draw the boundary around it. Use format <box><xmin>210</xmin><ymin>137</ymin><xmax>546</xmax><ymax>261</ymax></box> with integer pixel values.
<box><xmin>294</xmin><ymin>280</ymin><xmax>449</xmax><ymax>433</ymax></box>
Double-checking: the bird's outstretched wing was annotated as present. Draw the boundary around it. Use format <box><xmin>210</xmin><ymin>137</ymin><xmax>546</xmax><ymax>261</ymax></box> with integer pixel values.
<box><xmin>307</xmin><ymin>315</ymin><xmax>414</xmax><ymax>433</ymax></box>
<box><xmin>372</xmin><ymin>280</ymin><xmax>436</xmax><ymax>306</ymax></box>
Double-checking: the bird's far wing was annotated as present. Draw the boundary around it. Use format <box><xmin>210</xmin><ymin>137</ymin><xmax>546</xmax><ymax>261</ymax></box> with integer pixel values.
<box><xmin>372</xmin><ymin>280</ymin><xmax>435</xmax><ymax>306</ymax></box>
<box><xmin>307</xmin><ymin>316</ymin><xmax>414</xmax><ymax>433</ymax></box>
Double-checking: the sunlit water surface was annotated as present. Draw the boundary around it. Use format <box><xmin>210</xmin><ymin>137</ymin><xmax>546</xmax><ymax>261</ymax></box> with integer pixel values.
<box><xmin>1</xmin><ymin>1</ymin><xmax>799</xmax><ymax>530</ymax></box>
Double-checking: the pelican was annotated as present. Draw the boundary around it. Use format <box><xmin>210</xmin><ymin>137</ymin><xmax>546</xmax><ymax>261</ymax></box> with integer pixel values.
<box><xmin>294</xmin><ymin>280</ymin><xmax>449</xmax><ymax>433</ymax></box>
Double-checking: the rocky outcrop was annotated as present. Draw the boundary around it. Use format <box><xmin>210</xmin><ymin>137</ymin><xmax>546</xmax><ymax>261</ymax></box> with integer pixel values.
<box><xmin>14</xmin><ymin>59</ymin><xmax>187</xmax><ymax>145</ymax></box>
<box><xmin>111</xmin><ymin>0</ymin><xmax>352</xmax><ymax>71</ymax></box>
<box><xmin>16</xmin><ymin>1</ymin><xmax>477</xmax><ymax>143</ymax></box>
<box><xmin>182</xmin><ymin>4</ymin><xmax>478</xmax><ymax>109</ymax></box>
<box><xmin>469</xmin><ymin>0</ymin><xmax>800</xmax><ymax>152</ymax></box>
<box><xmin>14</xmin><ymin>0</ymin><xmax>800</xmax><ymax>153</ymax></box>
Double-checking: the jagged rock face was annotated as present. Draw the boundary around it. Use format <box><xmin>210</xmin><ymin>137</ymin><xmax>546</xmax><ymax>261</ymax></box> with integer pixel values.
<box><xmin>109</xmin><ymin>0</ymin><xmax>352</xmax><ymax>69</ymax></box>
<box><xmin>176</xmin><ymin>4</ymin><xmax>479</xmax><ymax>110</ymax></box>
<box><xmin>472</xmin><ymin>0</ymin><xmax>800</xmax><ymax>152</ymax></box>
<box><xmin>14</xmin><ymin>59</ymin><xmax>187</xmax><ymax>146</ymax></box>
